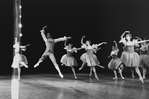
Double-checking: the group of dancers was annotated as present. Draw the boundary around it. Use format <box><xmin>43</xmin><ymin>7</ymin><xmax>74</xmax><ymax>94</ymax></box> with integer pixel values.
<box><xmin>11</xmin><ymin>26</ymin><xmax>149</xmax><ymax>83</ymax></box>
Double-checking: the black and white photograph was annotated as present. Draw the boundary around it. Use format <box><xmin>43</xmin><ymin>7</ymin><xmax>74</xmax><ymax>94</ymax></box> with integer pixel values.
<box><xmin>1</xmin><ymin>0</ymin><xmax>149</xmax><ymax>99</ymax></box>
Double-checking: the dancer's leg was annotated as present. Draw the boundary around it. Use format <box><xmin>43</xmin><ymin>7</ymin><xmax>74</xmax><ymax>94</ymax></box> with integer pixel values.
<box><xmin>93</xmin><ymin>67</ymin><xmax>99</xmax><ymax>80</ymax></box>
<box><xmin>118</xmin><ymin>67</ymin><xmax>125</xmax><ymax>79</ymax></box>
<box><xmin>142</xmin><ymin>67</ymin><xmax>146</xmax><ymax>79</ymax></box>
<box><xmin>89</xmin><ymin>67</ymin><xmax>93</xmax><ymax>77</ymax></box>
<box><xmin>71</xmin><ymin>66</ymin><xmax>77</xmax><ymax>79</ymax></box>
<box><xmin>18</xmin><ymin>67</ymin><xmax>21</xmax><ymax>80</ymax></box>
<box><xmin>34</xmin><ymin>53</ymin><xmax>47</xmax><ymax>68</ymax></box>
<box><xmin>135</xmin><ymin>67</ymin><xmax>144</xmax><ymax>83</ymax></box>
<box><xmin>131</xmin><ymin>67</ymin><xmax>135</xmax><ymax>78</ymax></box>
<box><xmin>79</xmin><ymin>62</ymin><xmax>86</xmax><ymax>70</ymax></box>
<box><xmin>113</xmin><ymin>70</ymin><xmax>118</xmax><ymax>79</ymax></box>
<box><xmin>20</xmin><ymin>61</ymin><xmax>28</xmax><ymax>68</ymax></box>
<box><xmin>49</xmin><ymin>53</ymin><xmax>64</xmax><ymax>78</ymax></box>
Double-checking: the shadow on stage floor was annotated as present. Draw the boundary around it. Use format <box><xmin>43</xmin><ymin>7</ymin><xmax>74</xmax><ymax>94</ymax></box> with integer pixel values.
<box><xmin>0</xmin><ymin>73</ymin><xmax>149</xmax><ymax>99</ymax></box>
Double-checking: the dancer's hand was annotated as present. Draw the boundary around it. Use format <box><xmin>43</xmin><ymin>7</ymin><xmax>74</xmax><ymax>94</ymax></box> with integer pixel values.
<box><xmin>82</xmin><ymin>35</ymin><xmax>85</xmax><ymax>38</ymax></box>
<box><xmin>67</xmin><ymin>36</ymin><xmax>71</xmax><ymax>39</ymax></box>
<box><xmin>40</xmin><ymin>30</ymin><xmax>44</xmax><ymax>33</ymax></box>
<box><xmin>79</xmin><ymin>67</ymin><xmax>82</xmax><ymax>70</ymax></box>
<box><xmin>103</xmin><ymin>42</ymin><xmax>107</xmax><ymax>44</ymax></box>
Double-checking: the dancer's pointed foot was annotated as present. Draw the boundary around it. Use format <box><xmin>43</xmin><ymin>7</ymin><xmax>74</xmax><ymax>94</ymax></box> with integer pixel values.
<box><xmin>113</xmin><ymin>77</ymin><xmax>118</xmax><ymax>80</ymax></box>
<box><xmin>132</xmin><ymin>75</ymin><xmax>135</xmax><ymax>78</ymax></box>
<box><xmin>34</xmin><ymin>63</ymin><xmax>39</xmax><ymax>68</ymax></box>
<box><xmin>95</xmin><ymin>76</ymin><xmax>99</xmax><ymax>80</ymax></box>
<box><xmin>121</xmin><ymin>76</ymin><xmax>125</xmax><ymax>79</ymax></box>
<box><xmin>59</xmin><ymin>73</ymin><xmax>64</xmax><ymax>78</ymax></box>
<box><xmin>79</xmin><ymin>68</ymin><xmax>82</xmax><ymax>70</ymax></box>
<box><xmin>97</xmin><ymin>65</ymin><xmax>105</xmax><ymax>68</ymax></box>
<box><xmin>74</xmin><ymin>76</ymin><xmax>77</xmax><ymax>79</ymax></box>
<box><xmin>139</xmin><ymin>78</ymin><xmax>144</xmax><ymax>83</ymax></box>
<box><xmin>25</xmin><ymin>65</ymin><xmax>28</xmax><ymax>68</ymax></box>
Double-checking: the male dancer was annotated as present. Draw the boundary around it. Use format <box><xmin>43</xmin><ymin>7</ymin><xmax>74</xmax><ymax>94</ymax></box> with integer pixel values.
<box><xmin>34</xmin><ymin>26</ymin><xmax>70</xmax><ymax>78</ymax></box>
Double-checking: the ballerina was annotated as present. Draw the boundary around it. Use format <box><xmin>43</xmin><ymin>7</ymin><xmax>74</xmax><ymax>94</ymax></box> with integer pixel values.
<box><xmin>34</xmin><ymin>26</ymin><xmax>70</xmax><ymax>78</ymax></box>
<box><xmin>119</xmin><ymin>31</ymin><xmax>148</xmax><ymax>83</ymax></box>
<box><xmin>60</xmin><ymin>39</ymin><xmax>79</xmax><ymax>79</ymax></box>
<box><xmin>136</xmin><ymin>37</ymin><xmax>149</xmax><ymax>79</ymax></box>
<box><xmin>79</xmin><ymin>36</ymin><xmax>106</xmax><ymax>80</ymax></box>
<box><xmin>11</xmin><ymin>37</ymin><xmax>29</xmax><ymax>80</ymax></box>
<box><xmin>108</xmin><ymin>41</ymin><xmax>125</xmax><ymax>79</ymax></box>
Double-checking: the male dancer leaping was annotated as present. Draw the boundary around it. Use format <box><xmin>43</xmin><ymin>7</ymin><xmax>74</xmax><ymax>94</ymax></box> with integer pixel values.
<box><xmin>34</xmin><ymin>26</ymin><xmax>70</xmax><ymax>78</ymax></box>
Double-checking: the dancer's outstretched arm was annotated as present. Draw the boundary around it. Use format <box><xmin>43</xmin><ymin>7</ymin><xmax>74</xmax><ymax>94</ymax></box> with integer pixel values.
<box><xmin>96</xmin><ymin>42</ymin><xmax>107</xmax><ymax>47</ymax></box>
<box><xmin>54</xmin><ymin>36</ymin><xmax>71</xmax><ymax>43</ymax></box>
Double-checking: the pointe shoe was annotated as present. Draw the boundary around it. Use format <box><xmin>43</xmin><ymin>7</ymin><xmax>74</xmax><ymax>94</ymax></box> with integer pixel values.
<box><xmin>74</xmin><ymin>76</ymin><xmax>77</xmax><ymax>79</ymax></box>
<box><xmin>132</xmin><ymin>75</ymin><xmax>135</xmax><ymax>78</ymax></box>
<box><xmin>79</xmin><ymin>68</ymin><xmax>82</xmax><ymax>70</ymax></box>
<box><xmin>139</xmin><ymin>78</ymin><xmax>144</xmax><ymax>83</ymax></box>
<box><xmin>59</xmin><ymin>73</ymin><xmax>64</xmax><ymax>78</ymax></box>
<box><xmin>121</xmin><ymin>77</ymin><xmax>125</xmax><ymax>79</ymax></box>
<box><xmin>34</xmin><ymin>63</ymin><xmax>39</xmax><ymax>68</ymax></box>
<box><xmin>95</xmin><ymin>76</ymin><xmax>99</xmax><ymax>80</ymax></box>
<box><xmin>98</xmin><ymin>65</ymin><xmax>105</xmax><ymax>68</ymax></box>
<box><xmin>113</xmin><ymin>77</ymin><xmax>118</xmax><ymax>80</ymax></box>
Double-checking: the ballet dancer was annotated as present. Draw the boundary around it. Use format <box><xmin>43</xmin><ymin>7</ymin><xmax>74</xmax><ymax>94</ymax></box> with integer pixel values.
<box><xmin>34</xmin><ymin>26</ymin><xmax>70</xmax><ymax>78</ymax></box>
<box><xmin>11</xmin><ymin>37</ymin><xmax>28</xmax><ymax>80</ymax></box>
<box><xmin>136</xmin><ymin>37</ymin><xmax>149</xmax><ymax>79</ymax></box>
<box><xmin>108</xmin><ymin>41</ymin><xmax>125</xmax><ymax>79</ymax></box>
<box><xmin>60</xmin><ymin>39</ymin><xmax>79</xmax><ymax>79</ymax></box>
<box><xmin>79</xmin><ymin>36</ymin><xmax>106</xmax><ymax>80</ymax></box>
<box><xmin>119</xmin><ymin>31</ymin><xmax>148</xmax><ymax>83</ymax></box>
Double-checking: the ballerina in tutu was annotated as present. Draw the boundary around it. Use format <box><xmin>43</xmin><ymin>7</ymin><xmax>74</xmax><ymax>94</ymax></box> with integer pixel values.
<box><xmin>108</xmin><ymin>41</ymin><xmax>125</xmax><ymax>79</ymax></box>
<box><xmin>11</xmin><ymin>37</ymin><xmax>29</xmax><ymax>80</ymax></box>
<box><xmin>119</xmin><ymin>31</ymin><xmax>148</xmax><ymax>83</ymax></box>
<box><xmin>34</xmin><ymin>26</ymin><xmax>70</xmax><ymax>78</ymax></box>
<box><xmin>136</xmin><ymin>37</ymin><xmax>149</xmax><ymax>79</ymax></box>
<box><xmin>60</xmin><ymin>39</ymin><xmax>79</xmax><ymax>79</ymax></box>
<box><xmin>79</xmin><ymin>36</ymin><xmax>106</xmax><ymax>80</ymax></box>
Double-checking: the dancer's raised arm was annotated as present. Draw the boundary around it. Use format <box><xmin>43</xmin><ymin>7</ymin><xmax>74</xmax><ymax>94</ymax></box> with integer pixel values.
<box><xmin>81</xmin><ymin>36</ymin><xmax>85</xmax><ymax>45</ymax></box>
<box><xmin>40</xmin><ymin>26</ymin><xmax>47</xmax><ymax>42</ymax></box>
<box><xmin>113</xmin><ymin>41</ymin><xmax>117</xmax><ymax>48</ymax></box>
<box><xmin>64</xmin><ymin>39</ymin><xmax>68</xmax><ymax>47</ymax></box>
<box><xmin>119</xmin><ymin>31</ymin><xmax>129</xmax><ymax>44</ymax></box>
<box><xmin>40</xmin><ymin>30</ymin><xmax>47</xmax><ymax>42</ymax></box>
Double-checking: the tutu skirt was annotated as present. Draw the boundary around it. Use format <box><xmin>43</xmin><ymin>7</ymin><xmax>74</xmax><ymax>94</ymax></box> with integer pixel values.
<box><xmin>121</xmin><ymin>51</ymin><xmax>140</xmax><ymax>67</ymax></box>
<box><xmin>140</xmin><ymin>54</ymin><xmax>149</xmax><ymax>67</ymax></box>
<box><xmin>80</xmin><ymin>53</ymin><xmax>100</xmax><ymax>66</ymax></box>
<box><xmin>108</xmin><ymin>58</ymin><xmax>122</xmax><ymax>70</ymax></box>
<box><xmin>11</xmin><ymin>54</ymin><xmax>28</xmax><ymax>68</ymax></box>
<box><xmin>60</xmin><ymin>54</ymin><xmax>77</xmax><ymax>66</ymax></box>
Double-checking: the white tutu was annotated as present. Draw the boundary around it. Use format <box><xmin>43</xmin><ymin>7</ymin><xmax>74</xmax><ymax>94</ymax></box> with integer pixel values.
<box><xmin>60</xmin><ymin>54</ymin><xmax>77</xmax><ymax>66</ymax></box>
<box><xmin>80</xmin><ymin>52</ymin><xmax>100</xmax><ymax>66</ymax></box>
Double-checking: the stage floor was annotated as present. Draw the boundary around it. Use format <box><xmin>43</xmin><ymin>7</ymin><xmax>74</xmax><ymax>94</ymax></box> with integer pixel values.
<box><xmin>0</xmin><ymin>73</ymin><xmax>149</xmax><ymax>99</ymax></box>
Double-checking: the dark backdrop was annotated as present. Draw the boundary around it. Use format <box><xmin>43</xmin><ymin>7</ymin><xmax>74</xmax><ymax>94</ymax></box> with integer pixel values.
<box><xmin>1</xmin><ymin>0</ymin><xmax>149</xmax><ymax>76</ymax></box>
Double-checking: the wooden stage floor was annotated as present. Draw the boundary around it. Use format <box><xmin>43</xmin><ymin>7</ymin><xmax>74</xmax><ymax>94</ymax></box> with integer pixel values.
<box><xmin>0</xmin><ymin>73</ymin><xmax>149</xmax><ymax>99</ymax></box>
